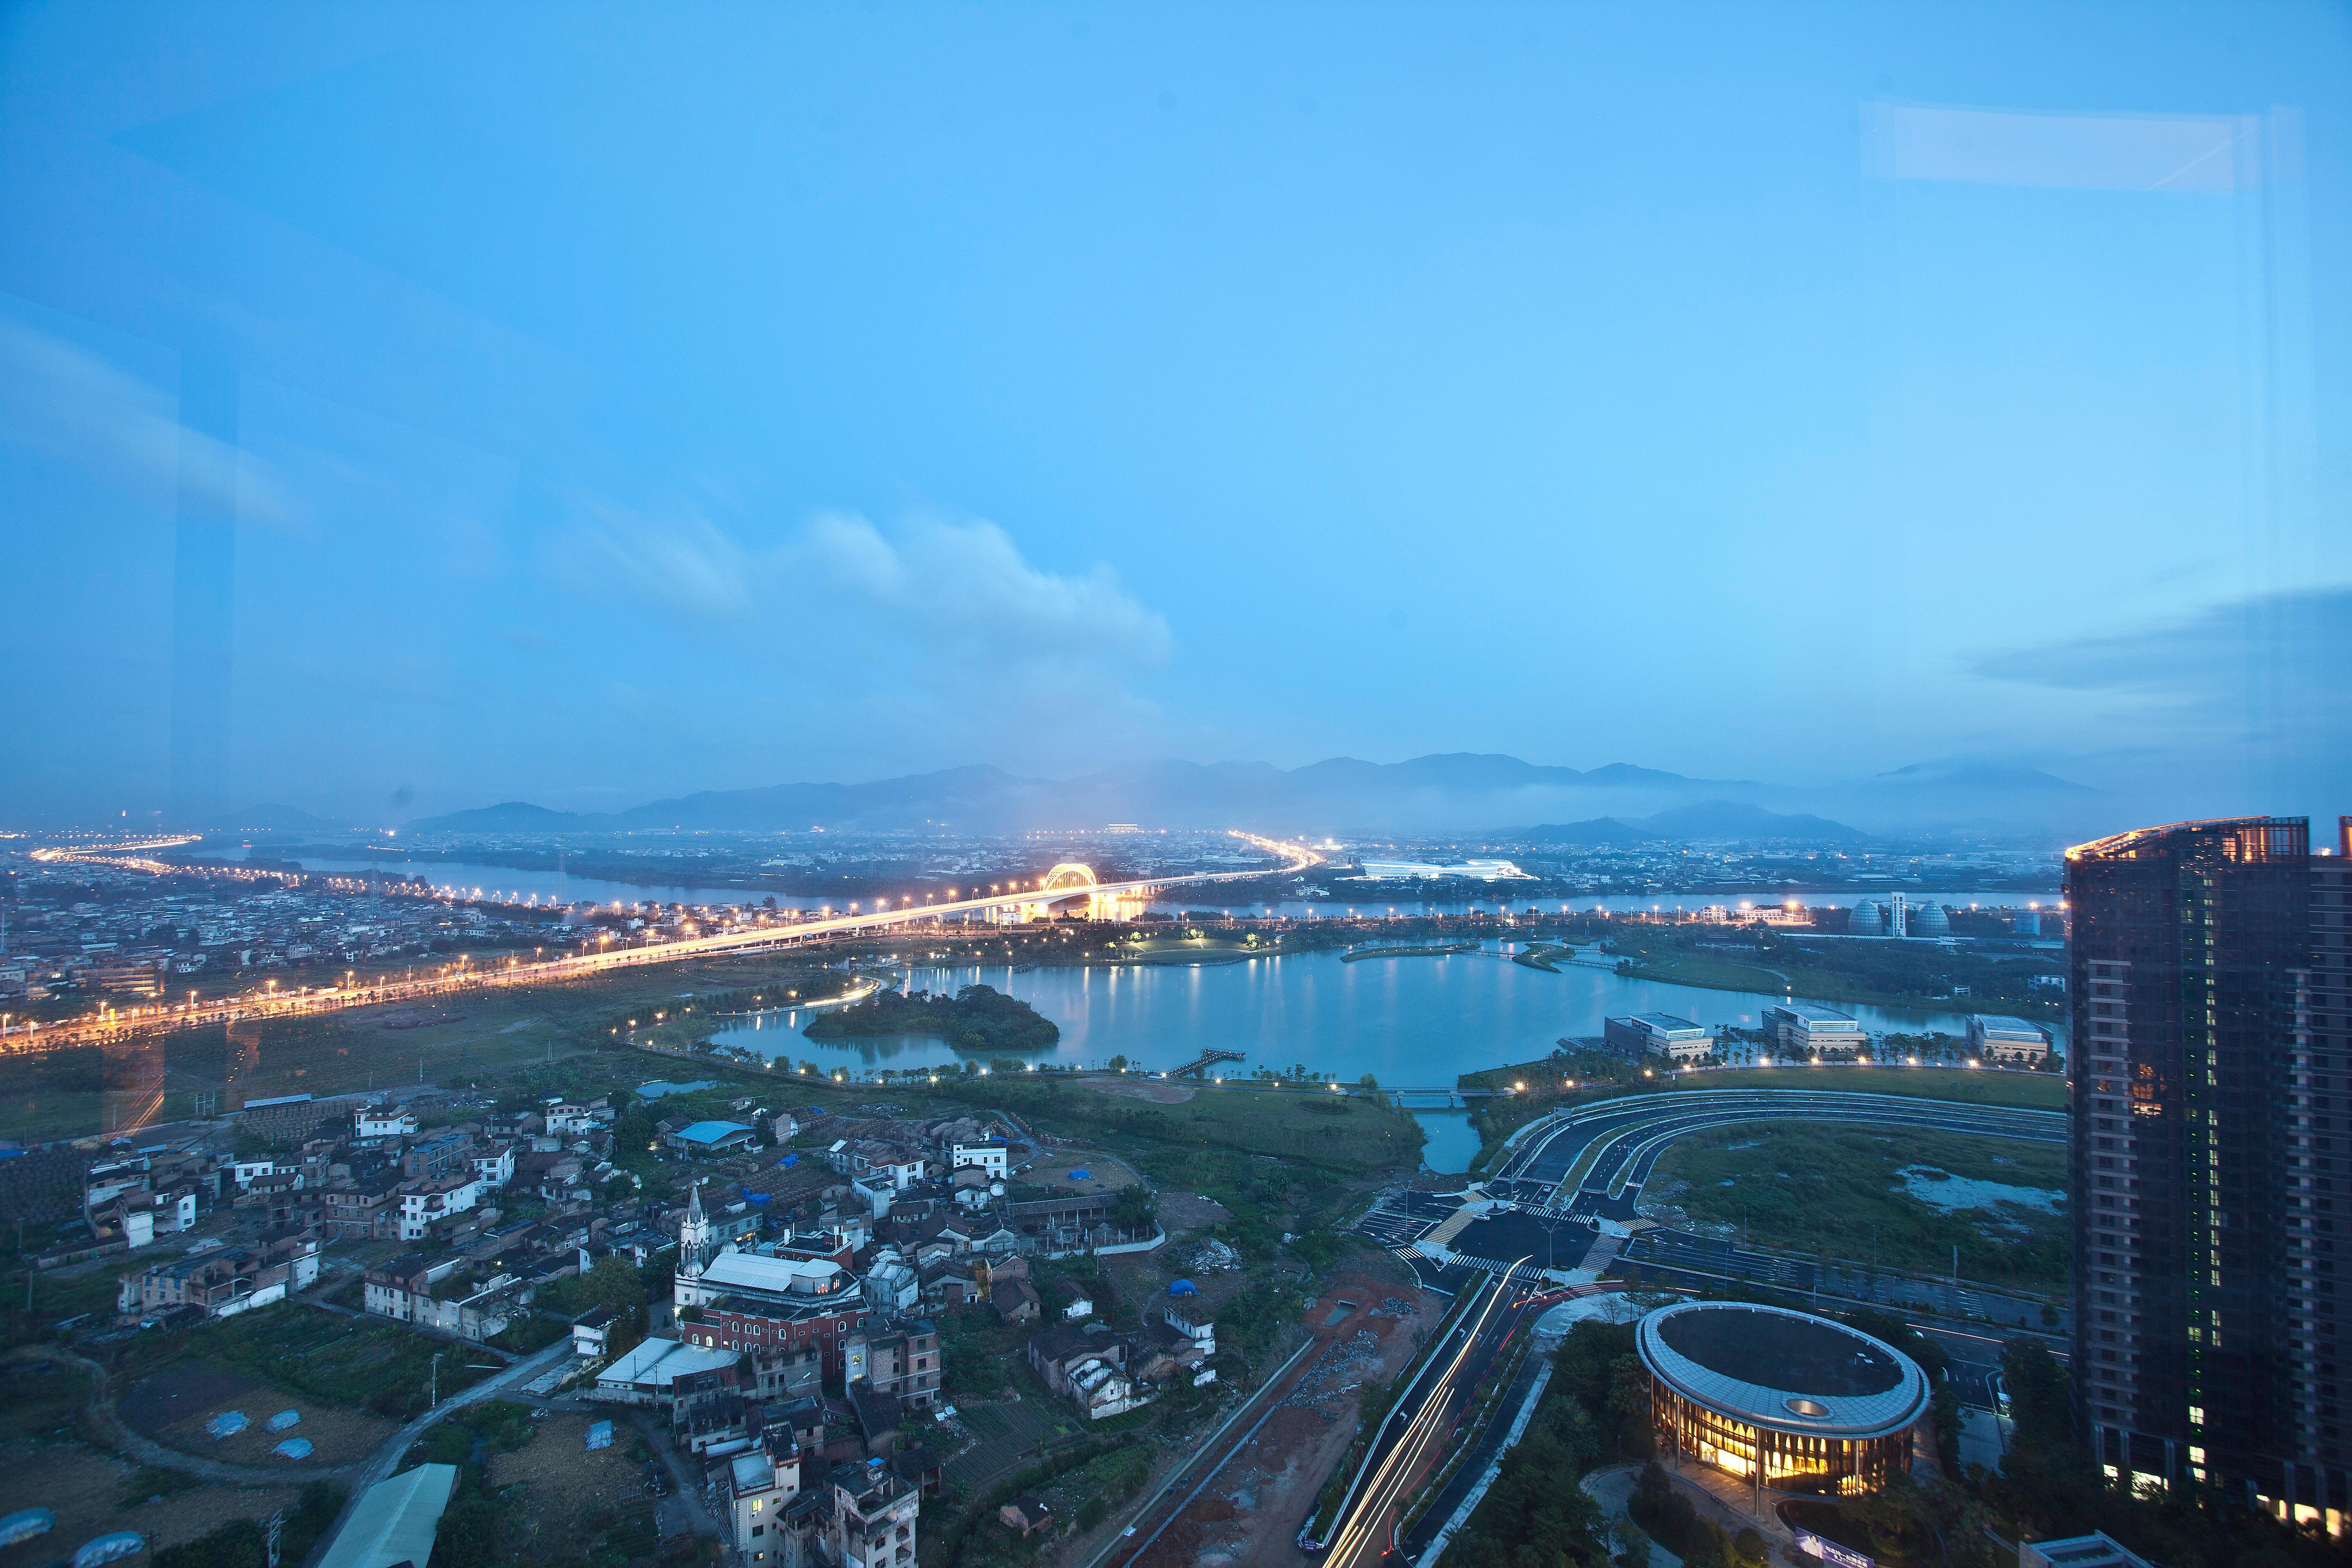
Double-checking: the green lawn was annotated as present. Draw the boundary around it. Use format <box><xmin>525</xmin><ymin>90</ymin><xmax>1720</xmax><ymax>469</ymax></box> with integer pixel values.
<box><xmin>1648</xmin><ymin>1122</ymin><xmax>2069</xmax><ymax>1294</ymax></box>
<box><xmin>1690</xmin><ymin>1065</ymin><xmax>2065</xmax><ymax>1109</ymax></box>
<box><xmin>118</xmin><ymin>1299</ymin><xmax>497</xmax><ymax>1418</ymax></box>
<box><xmin>1623</xmin><ymin>956</ymin><xmax>1793</xmax><ymax>993</ymax></box>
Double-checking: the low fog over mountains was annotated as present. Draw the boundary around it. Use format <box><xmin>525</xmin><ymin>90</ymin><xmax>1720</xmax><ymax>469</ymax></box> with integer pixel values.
<box><xmin>384</xmin><ymin>753</ymin><xmax>2110</xmax><ymax>840</ymax></box>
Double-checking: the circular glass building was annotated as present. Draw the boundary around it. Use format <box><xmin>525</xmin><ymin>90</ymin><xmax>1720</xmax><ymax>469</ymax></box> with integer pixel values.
<box><xmin>1849</xmin><ymin>899</ymin><xmax>1884</xmax><ymax>936</ymax></box>
<box><xmin>1910</xmin><ymin>901</ymin><xmax>1951</xmax><ymax>936</ymax></box>
<box><xmin>1636</xmin><ymin>1302</ymin><xmax>1928</xmax><ymax>1496</ymax></box>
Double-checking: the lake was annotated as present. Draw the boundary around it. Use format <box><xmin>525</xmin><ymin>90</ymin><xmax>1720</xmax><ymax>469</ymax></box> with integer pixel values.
<box><xmin>710</xmin><ymin>942</ymin><xmax>2043</xmax><ymax>1089</ymax></box>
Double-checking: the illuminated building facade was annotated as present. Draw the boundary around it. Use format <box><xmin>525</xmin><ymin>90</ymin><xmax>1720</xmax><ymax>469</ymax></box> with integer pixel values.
<box><xmin>2067</xmin><ymin>815</ymin><xmax>2352</xmax><ymax>1530</ymax></box>
<box><xmin>1635</xmin><ymin>1302</ymin><xmax>1927</xmax><ymax>1500</ymax></box>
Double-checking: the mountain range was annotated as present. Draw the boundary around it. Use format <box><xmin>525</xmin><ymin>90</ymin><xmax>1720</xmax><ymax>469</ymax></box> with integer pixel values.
<box><xmin>376</xmin><ymin>753</ymin><xmax>2110</xmax><ymax>839</ymax></box>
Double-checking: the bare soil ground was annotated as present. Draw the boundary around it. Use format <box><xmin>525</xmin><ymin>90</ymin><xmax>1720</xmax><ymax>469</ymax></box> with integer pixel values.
<box><xmin>487</xmin><ymin>1411</ymin><xmax>658</xmax><ymax>1558</ymax></box>
<box><xmin>1086</xmin><ymin>1079</ymin><xmax>1197</xmax><ymax>1105</ymax></box>
<box><xmin>1157</xmin><ymin>1192</ymin><xmax>1233</xmax><ymax>1231</ymax></box>
<box><xmin>122</xmin><ymin>1362</ymin><xmax>395</xmax><ymax>1467</ymax></box>
<box><xmin>0</xmin><ymin>1438</ymin><xmax>309</xmax><ymax>1567</ymax></box>
<box><xmin>1026</xmin><ymin>1150</ymin><xmax>1142</xmax><ymax>1194</ymax></box>
<box><xmin>1132</xmin><ymin>1259</ymin><xmax>1437</xmax><ymax>1568</ymax></box>
<box><xmin>367</xmin><ymin>1004</ymin><xmax>471</xmax><ymax>1031</ymax></box>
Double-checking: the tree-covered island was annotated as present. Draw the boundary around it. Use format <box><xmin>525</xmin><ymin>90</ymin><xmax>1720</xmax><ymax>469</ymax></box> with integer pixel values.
<box><xmin>803</xmin><ymin>982</ymin><xmax>1060</xmax><ymax>1052</ymax></box>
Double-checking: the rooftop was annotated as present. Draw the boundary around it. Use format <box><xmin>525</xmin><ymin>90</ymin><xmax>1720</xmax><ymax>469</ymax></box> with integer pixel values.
<box><xmin>1637</xmin><ymin>1302</ymin><xmax>1928</xmax><ymax>1439</ymax></box>
<box><xmin>673</xmin><ymin>1120</ymin><xmax>755</xmax><ymax>1145</ymax></box>
<box><xmin>1766</xmin><ymin>1002</ymin><xmax>1861</xmax><ymax>1026</ymax></box>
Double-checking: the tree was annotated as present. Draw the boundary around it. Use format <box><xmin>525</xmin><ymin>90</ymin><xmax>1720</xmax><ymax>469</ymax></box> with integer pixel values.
<box><xmin>615</xmin><ymin>1110</ymin><xmax>656</xmax><ymax>1158</ymax></box>
<box><xmin>1112</xmin><ymin>1185</ymin><xmax>1156</xmax><ymax>1233</ymax></box>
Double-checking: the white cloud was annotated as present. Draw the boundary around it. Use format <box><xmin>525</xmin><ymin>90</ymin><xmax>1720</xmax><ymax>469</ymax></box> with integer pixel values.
<box><xmin>799</xmin><ymin>512</ymin><xmax>1173</xmax><ymax>668</ymax></box>
<box><xmin>0</xmin><ymin>316</ymin><xmax>294</xmax><ymax>521</ymax></box>
<box><xmin>547</xmin><ymin>499</ymin><xmax>763</xmax><ymax>621</ymax></box>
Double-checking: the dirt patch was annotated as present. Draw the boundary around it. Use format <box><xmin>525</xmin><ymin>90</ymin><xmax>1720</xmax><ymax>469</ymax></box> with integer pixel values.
<box><xmin>123</xmin><ymin>1362</ymin><xmax>394</xmax><ymax>1467</ymax></box>
<box><xmin>1135</xmin><ymin>1261</ymin><xmax>1438</xmax><ymax>1568</ymax></box>
<box><xmin>1157</xmin><ymin>1192</ymin><xmax>1232</xmax><ymax>1234</ymax></box>
<box><xmin>0</xmin><ymin>1438</ymin><xmax>307</xmax><ymax>1568</ymax></box>
<box><xmin>369</xmin><ymin>1006</ymin><xmax>467</xmax><ymax>1031</ymax></box>
<box><xmin>1085</xmin><ymin>1079</ymin><xmax>1196</xmax><ymax>1105</ymax></box>
<box><xmin>1025</xmin><ymin>1150</ymin><xmax>1141</xmax><ymax>1194</ymax></box>
<box><xmin>487</xmin><ymin>1411</ymin><xmax>658</xmax><ymax>1560</ymax></box>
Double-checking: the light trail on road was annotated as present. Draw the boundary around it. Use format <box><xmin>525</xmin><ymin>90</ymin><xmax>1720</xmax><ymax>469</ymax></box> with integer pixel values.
<box><xmin>1322</xmin><ymin>1256</ymin><xmax>1534</xmax><ymax>1568</ymax></box>
<box><xmin>2</xmin><ymin>831</ymin><xmax>1322</xmax><ymax>1052</ymax></box>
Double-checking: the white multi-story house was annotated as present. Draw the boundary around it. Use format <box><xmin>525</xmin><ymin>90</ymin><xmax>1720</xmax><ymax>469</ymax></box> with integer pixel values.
<box><xmin>467</xmin><ymin>1142</ymin><xmax>516</xmax><ymax>1189</ymax></box>
<box><xmin>545</xmin><ymin>1102</ymin><xmax>599</xmax><ymax>1136</ymax></box>
<box><xmin>355</xmin><ymin>1104</ymin><xmax>418</xmax><ymax>1140</ymax></box>
<box><xmin>396</xmin><ymin>1174</ymin><xmax>483</xmax><ymax>1241</ymax></box>
<box><xmin>826</xmin><ymin>1464</ymin><xmax>919</xmax><ymax>1568</ymax></box>
<box><xmin>230</xmin><ymin>1158</ymin><xmax>277</xmax><ymax>1192</ymax></box>
<box><xmin>725</xmin><ymin>1440</ymin><xmax>803</xmax><ymax>1565</ymax></box>
<box><xmin>364</xmin><ymin>1253</ymin><xmax>526</xmax><ymax>1342</ymax></box>
<box><xmin>1165</xmin><ymin>1305</ymin><xmax>1216</xmax><ymax>1356</ymax></box>
<box><xmin>949</xmin><ymin>1140</ymin><xmax>1009</xmax><ymax>1179</ymax></box>
<box><xmin>862</xmin><ymin>1253</ymin><xmax>919</xmax><ymax>1315</ymax></box>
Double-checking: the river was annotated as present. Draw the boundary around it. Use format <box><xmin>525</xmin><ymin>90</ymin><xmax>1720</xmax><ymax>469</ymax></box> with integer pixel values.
<box><xmin>234</xmin><ymin>851</ymin><xmax>2056</xmax><ymax>926</ymax></box>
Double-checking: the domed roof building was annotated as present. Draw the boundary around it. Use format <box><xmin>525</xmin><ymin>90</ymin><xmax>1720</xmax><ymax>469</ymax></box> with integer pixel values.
<box><xmin>1636</xmin><ymin>1301</ymin><xmax>1929</xmax><ymax>1498</ymax></box>
<box><xmin>1910</xmin><ymin>902</ymin><xmax>1951</xmax><ymax>937</ymax></box>
<box><xmin>1849</xmin><ymin>900</ymin><xmax>1885</xmax><ymax>937</ymax></box>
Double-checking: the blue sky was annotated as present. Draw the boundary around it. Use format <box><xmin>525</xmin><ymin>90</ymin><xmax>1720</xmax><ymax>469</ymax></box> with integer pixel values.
<box><xmin>2</xmin><ymin>1</ymin><xmax>2346</xmax><ymax>826</ymax></box>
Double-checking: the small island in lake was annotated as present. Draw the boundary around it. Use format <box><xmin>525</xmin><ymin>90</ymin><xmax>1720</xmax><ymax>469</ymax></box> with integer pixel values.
<box><xmin>803</xmin><ymin>982</ymin><xmax>1060</xmax><ymax>1052</ymax></box>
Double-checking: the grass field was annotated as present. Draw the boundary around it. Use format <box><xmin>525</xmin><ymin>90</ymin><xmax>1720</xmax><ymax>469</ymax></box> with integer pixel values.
<box><xmin>1688</xmin><ymin>1064</ymin><xmax>2066</xmax><ymax>1108</ymax></box>
<box><xmin>1648</xmin><ymin>1122</ymin><xmax>2069</xmax><ymax>1294</ymax></box>
<box><xmin>1620</xmin><ymin>955</ymin><xmax>1794</xmax><ymax>993</ymax></box>
<box><xmin>115</xmin><ymin>1299</ymin><xmax>496</xmax><ymax>1419</ymax></box>
<box><xmin>0</xmin><ymin>954</ymin><xmax>856</xmax><ymax>1145</ymax></box>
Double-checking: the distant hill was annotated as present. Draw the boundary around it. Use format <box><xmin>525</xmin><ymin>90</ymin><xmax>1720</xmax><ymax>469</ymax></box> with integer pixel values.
<box><xmin>1497</xmin><ymin>801</ymin><xmax>1868</xmax><ymax>845</ymax></box>
<box><xmin>398</xmin><ymin>752</ymin><xmax>2106</xmax><ymax>838</ymax></box>
<box><xmin>404</xmin><ymin>800</ymin><xmax>604</xmax><ymax>833</ymax></box>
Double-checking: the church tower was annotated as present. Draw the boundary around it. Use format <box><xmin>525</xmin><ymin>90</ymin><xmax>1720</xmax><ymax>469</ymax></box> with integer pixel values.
<box><xmin>679</xmin><ymin>1179</ymin><xmax>718</xmax><ymax>1279</ymax></box>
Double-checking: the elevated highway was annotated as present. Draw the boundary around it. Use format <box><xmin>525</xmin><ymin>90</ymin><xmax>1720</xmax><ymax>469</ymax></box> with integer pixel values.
<box><xmin>7</xmin><ymin>832</ymin><xmax>1322</xmax><ymax>1051</ymax></box>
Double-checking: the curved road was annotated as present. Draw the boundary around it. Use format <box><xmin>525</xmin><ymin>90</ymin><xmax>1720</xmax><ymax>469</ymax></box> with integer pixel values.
<box><xmin>1486</xmin><ymin>1089</ymin><xmax>2065</xmax><ymax>1220</ymax></box>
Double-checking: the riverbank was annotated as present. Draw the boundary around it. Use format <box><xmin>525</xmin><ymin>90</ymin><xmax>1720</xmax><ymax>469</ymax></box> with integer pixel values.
<box><xmin>1607</xmin><ymin>953</ymin><xmax>2063</xmax><ymax>1025</ymax></box>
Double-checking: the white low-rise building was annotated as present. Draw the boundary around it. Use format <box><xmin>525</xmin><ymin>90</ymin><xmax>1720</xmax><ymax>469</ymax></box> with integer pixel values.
<box><xmin>1357</xmin><ymin>859</ymin><xmax>1529</xmax><ymax>880</ymax></box>
<box><xmin>592</xmin><ymin>1336</ymin><xmax>742</xmax><ymax>1405</ymax></box>
<box><xmin>1760</xmin><ymin>1003</ymin><xmax>1868</xmax><ymax>1059</ymax></box>
<box><xmin>1968</xmin><ymin>1014</ymin><xmax>2053</xmax><ymax>1065</ymax></box>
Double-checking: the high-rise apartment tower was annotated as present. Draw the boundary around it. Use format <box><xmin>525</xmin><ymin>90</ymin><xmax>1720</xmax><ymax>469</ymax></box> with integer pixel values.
<box><xmin>2068</xmin><ymin>815</ymin><xmax>2352</xmax><ymax>1530</ymax></box>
